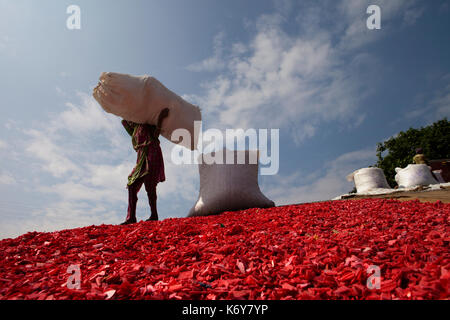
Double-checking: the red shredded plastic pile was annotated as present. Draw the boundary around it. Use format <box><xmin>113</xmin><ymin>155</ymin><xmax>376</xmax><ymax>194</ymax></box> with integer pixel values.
<box><xmin>0</xmin><ymin>199</ymin><xmax>448</xmax><ymax>300</ymax></box>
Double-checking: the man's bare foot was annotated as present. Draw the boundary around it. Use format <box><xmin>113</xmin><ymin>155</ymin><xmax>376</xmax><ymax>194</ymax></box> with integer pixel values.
<box><xmin>120</xmin><ymin>219</ymin><xmax>137</xmax><ymax>225</ymax></box>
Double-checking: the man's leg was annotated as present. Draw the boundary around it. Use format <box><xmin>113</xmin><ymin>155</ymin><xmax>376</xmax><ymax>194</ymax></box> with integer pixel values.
<box><xmin>122</xmin><ymin>178</ymin><xmax>144</xmax><ymax>224</ymax></box>
<box><xmin>144</xmin><ymin>176</ymin><xmax>158</xmax><ymax>221</ymax></box>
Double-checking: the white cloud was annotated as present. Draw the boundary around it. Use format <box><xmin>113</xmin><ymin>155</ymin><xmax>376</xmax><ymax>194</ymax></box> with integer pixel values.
<box><xmin>265</xmin><ymin>148</ymin><xmax>377</xmax><ymax>205</ymax></box>
<box><xmin>36</xmin><ymin>161</ymin><xmax>137</xmax><ymax>203</ymax></box>
<box><xmin>83</xmin><ymin>163</ymin><xmax>131</xmax><ymax>189</ymax></box>
<box><xmin>0</xmin><ymin>35</ymin><xmax>16</xmax><ymax>57</ymax></box>
<box><xmin>407</xmin><ymin>74</ymin><xmax>450</xmax><ymax>121</ymax></box>
<box><xmin>24</xmin><ymin>129</ymin><xmax>81</xmax><ymax>178</ymax></box>
<box><xmin>23</xmin><ymin>93</ymin><xmax>131</xmax><ymax>178</ymax></box>
<box><xmin>273</xmin><ymin>0</ymin><xmax>294</xmax><ymax>17</ymax></box>
<box><xmin>39</xmin><ymin>181</ymin><xmax>121</xmax><ymax>202</ymax></box>
<box><xmin>10</xmin><ymin>94</ymin><xmax>134</xmax><ymax>232</ymax></box>
<box><xmin>186</xmin><ymin>32</ymin><xmax>226</xmax><ymax>72</ymax></box>
<box><xmin>338</xmin><ymin>0</ymin><xmax>422</xmax><ymax>49</ymax></box>
<box><xmin>50</xmin><ymin>92</ymin><xmax>123</xmax><ymax>141</ymax></box>
<box><xmin>0</xmin><ymin>171</ymin><xmax>16</xmax><ymax>185</ymax></box>
<box><xmin>186</xmin><ymin>18</ymin><xmax>366</xmax><ymax>143</ymax></box>
<box><xmin>185</xmin><ymin>1</ymin><xmax>424</xmax><ymax>145</ymax></box>
<box><xmin>159</xmin><ymin>142</ymin><xmax>199</xmax><ymax>202</ymax></box>
<box><xmin>403</xmin><ymin>6</ymin><xmax>425</xmax><ymax>26</ymax></box>
<box><xmin>0</xmin><ymin>200</ymin><xmax>121</xmax><ymax>239</ymax></box>
<box><xmin>4</xmin><ymin>119</ymin><xmax>18</xmax><ymax>130</ymax></box>
<box><xmin>432</xmin><ymin>80</ymin><xmax>450</xmax><ymax>119</ymax></box>
<box><xmin>55</xmin><ymin>86</ymin><xmax>65</xmax><ymax>96</ymax></box>
<box><xmin>0</xmin><ymin>139</ymin><xmax>6</xmax><ymax>149</ymax></box>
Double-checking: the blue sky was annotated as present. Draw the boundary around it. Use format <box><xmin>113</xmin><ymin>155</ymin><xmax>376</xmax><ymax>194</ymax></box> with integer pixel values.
<box><xmin>0</xmin><ymin>0</ymin><xmax>449</xmax><ymax>239</ymax></box>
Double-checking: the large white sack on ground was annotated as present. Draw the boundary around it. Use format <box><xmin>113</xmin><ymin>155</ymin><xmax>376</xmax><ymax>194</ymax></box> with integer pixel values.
<box><xmin>93</xmin><ymin>72</ymin><xmax>201</xmax><ymax>150</ymax></box>
<box><xmin>346</xmin><ymin>167</ymin><xmax>391</xmax><ymax>194</ymax></box>
<box><xmin>395</xmin><ymin>164</ymin><xmax>438</xmax><ymax>188</ymax></box>
<box><xmin>188</xmin><ymin>149</ymin><xmax>275</xmax><ymax>217</ymax></box>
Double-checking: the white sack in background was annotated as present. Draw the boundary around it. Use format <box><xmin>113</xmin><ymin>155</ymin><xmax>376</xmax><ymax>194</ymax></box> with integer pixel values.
<box><xmin>395</xmin><ymin>164</ymin><xmax>438</xmax><ymax>188</ymax></box>
<box><xmin>93</xmin><ymin>72</ymin><xmax>201</xmax><ymax>150</ymax></box>
<box><xmin>346</xmin><ymin>167</ymin><xmax>391</xmax><ymax>194</ymax></box>
<box><xmin>188</xmin><ymin>149</ymin><xmax>275</xmax><ymax>217</ymax></box>
<box><xmin>332</xmin><ymin>182</ymin><xmax>450</xmax><ymax>200</ymax></box>
<box><xmin>433</xmin><ymin>170</ymin><xmax>446</xmax><ymax>183</ymax></box>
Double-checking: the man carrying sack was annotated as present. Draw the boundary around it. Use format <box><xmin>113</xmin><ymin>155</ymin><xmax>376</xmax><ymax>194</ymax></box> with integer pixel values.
<box><xmin>93</xmin><ymin>72</ymin><xmax>201</xmax><ymax>224</ymax></box>
<box><xmin>121</xmin><ymin>108</ymin><xmax>169</xmax><ymax>225</ymax></box>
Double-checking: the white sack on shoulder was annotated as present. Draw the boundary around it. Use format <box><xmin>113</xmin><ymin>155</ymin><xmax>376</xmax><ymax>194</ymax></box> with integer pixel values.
<box><xmin>93</xmin><ymin>72</ymin><xmax>201</xmax><ymax>150</ymax></box>
<box><xmin>346</xmin><ymin>167</ymin><xmax>391</xmax><ymax>194</ymax></box>
<box><xmin>395</xmin><ymin>164</ymin><xmax>438</xmax><ymax>188</ymax></box>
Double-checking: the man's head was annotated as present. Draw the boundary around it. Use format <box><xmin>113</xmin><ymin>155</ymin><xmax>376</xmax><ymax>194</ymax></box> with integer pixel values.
<box><xmin>125</xmin><ymin>120</ymin><xmax>137</xmax><ymax>127</ymax></box>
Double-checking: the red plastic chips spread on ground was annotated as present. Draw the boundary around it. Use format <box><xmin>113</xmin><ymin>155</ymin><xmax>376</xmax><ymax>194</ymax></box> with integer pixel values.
<box><xmin>0</xmin><ymin>199</ymin><xmax>448</xmax><ymax>300</ymax></box>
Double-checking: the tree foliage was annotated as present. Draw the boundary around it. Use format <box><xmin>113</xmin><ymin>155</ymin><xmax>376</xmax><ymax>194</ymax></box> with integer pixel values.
<box><xmin>376</xmin><ymin>118</ymin><xmax>450</xmax><ymax>187</ymax></box>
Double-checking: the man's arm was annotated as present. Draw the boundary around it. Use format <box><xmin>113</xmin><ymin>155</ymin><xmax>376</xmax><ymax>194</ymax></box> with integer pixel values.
<box><xmin>121</xmin><ymin>120</ymin><xmax>135</xmax><ymax>136</ymax></box>
<box><xmin>155</xmin><ymin>108</ymin><xmax>170</xmax><ymax>135</ymax></box>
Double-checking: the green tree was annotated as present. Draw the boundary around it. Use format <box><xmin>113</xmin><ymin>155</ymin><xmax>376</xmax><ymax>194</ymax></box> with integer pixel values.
<box><xmin>376</xmin><ymin>118</ymin><xmax>450</xmax><ymax>187</ymax></box>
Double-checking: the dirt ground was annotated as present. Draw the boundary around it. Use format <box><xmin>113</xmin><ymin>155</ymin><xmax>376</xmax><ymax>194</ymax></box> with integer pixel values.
<box><xmin>340</xmin><ymin>185</ymin><xmax>450</xmax><ymax>203</ymax></box>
